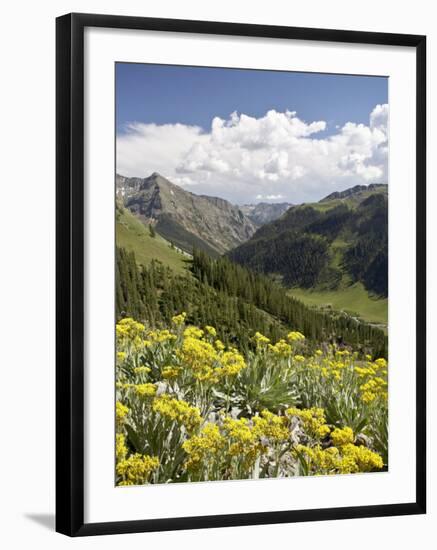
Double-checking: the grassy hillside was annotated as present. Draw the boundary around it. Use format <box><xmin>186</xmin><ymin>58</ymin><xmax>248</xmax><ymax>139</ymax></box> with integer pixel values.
<box><xmin>288</xmin><ymin>283</ymin><xmax>387</xmax><ymax>326</ymax></box>
<box><xmin>116</xmin><ymin>204</ymin><xmax>188</xmax><ymax>274</ymax></box>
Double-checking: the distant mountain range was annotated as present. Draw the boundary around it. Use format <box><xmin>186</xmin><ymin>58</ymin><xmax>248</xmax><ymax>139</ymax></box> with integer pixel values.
<box><xmin>117</xmin><ymin>173</ymin><xmax>257</xmax><ymax>256</ymax></box>
<box><xmin>116</xmin><ymin>172</ymin><xmax>388</xmax><ymax>297</ymax></box>
<box><xmin>240</xmin><ymin>202</ymin><xmax>292</xmax><ymax>226</ymax></box>
<box><xmin>228</xmin><ymin>184</ymin><xmax>388</xmax><ymax>297</ymax></box>
<box><xmin>116</xmin><ymin>173</ymin><xmax>291</xmax><ymax>256</ymax></box>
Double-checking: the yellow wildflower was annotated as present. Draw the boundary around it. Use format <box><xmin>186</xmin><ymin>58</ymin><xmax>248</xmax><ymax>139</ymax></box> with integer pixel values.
<box><xmin>205</xmin><ymin>325</ymin><xmax>217</xmax><ymax>337</ymax></box>
<box><xmin>287</xmin><ymin>331</ymin><xmax>305</xmax><ymax>342</ymax></box>
<box><xmin>215</xmin><ymin>339</ymin><xmax>225</xmax><ymax>351</ymax></box>
<box><xmin>148</xmin><ymin>329</ymin><xmax>177</xmax><ymax>343</ymax></box>
<box><xmin>268</xmin><ymin>339</ymin><xmax>292</xmax><ymax>356</ymax></box>
<box><xmin>116</xmin><ymin>453</ymin><xmax>159</xmax><ymax>485</ymax></box>
<box><xmin>162</xmin><ymin>366</ymin><xmax>182</xmax><ymax>379</ymax></box>
<box><xmin>178</xmin><ymin>336</ymin><xmax>218</xmax><ymax>381</ymax></box>
<box><xmin>253</xmin><ymin>332</ymin><xmax>270</xmax><ymax>346</ymax></box>
<box><xmin>116</xmin><ymin>433</ymin><xmax>128</xmax><ymax>462</ymax></box>
<box><xmin>183</xmin><ymin>424</ymin><xmax>225</xmax><ymax>470</ymax></box>
<box><xmin>331</xmin><ymin>426</ymin><xmax>354</xmax><ymax>447</ymax></box>
<box><xmin>116</xmin><ymin>401</ymin><xmax>129</xmax><ymax>424</ymax></box>
<box><xmin>374</xmin><ymin>358</ymin><xmax>387</xmax><ymax>369</ymax></box>
<box><xmin>361</xmin><ymin>391</ymin><xmax>377</xmax><ymax>403</ymax></box>
<box><xmin>216</xmin><ymin>349</ymin><xmax>247</xmax><ymax>378</ymax></box>
<box><xmin>171</xmin><ymin>312</ymin><xmax>187</xmax><ymax>326</ymax></box>
<box><xmin>340</xmin><ymin>443</ymin><xmax>384</xmax><ymax>472</ymax></box>
<box><xmin>133</xmin><ymin>366</ymin><xmax>151</xmax><ymax>376</ymax></box>
<box><xmin>286</xmin><ymin>407</ymin><xmax>329</xmax><ymax>440</ymax></box>
<box><xmin>253</xmin><ymin>410</ymin><xmax>289</xmax><ymax>442</ymax></box>
<box><xmin>152</xmin><ymin>395</ymin><xmax>202</xmax><ymax>432</ymax></box>
<box><xmin>183</xmin><ymin>326</ymin><xmax>204</xmax><ymax>339</ymax></box>
<box><xmin>134</xmin><ymin>383</ymin><xmax>157</xmax><ymax>398</ymax></box>
<box><xmin>116</xmin><ymin>318</ymin><xmax>145</xmax><ymax>343</ymax></box>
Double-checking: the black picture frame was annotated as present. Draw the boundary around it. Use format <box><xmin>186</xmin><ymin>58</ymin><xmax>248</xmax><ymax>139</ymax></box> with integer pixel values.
<box><xmin>56</xmin><ymin>12</ymin><xmax>426</xmax><ymax>537</ymax></box>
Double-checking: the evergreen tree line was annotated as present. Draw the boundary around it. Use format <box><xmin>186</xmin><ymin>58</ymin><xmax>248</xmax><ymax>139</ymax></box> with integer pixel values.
<box><xmin>116</xmin><ymin>246</ymin><xmax>387</xmax><ymax>358</ymax></box>
<box><xmin>116</xmin><ymin>247</ymin><xmax>286</xmax><ymax>352</ymax></box>
<box><xmin>191</xmin><ymin>250</ymin><xmax>387</xmax><ymax>357</ymax></box>
<box><xmin>343</xmin><ymin>195</ymin><xmax>388</xmax><ymax>297</ymax></box>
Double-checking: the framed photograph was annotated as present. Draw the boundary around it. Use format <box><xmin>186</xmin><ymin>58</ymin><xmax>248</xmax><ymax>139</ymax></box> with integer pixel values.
<box><xmin>56</xmin><ymin>13</ymin><xmax>426</xmax><ymax>536</ymax></box>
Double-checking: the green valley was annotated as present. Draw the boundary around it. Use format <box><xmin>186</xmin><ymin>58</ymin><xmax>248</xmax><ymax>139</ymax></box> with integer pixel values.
<box><xmin>288</xmin><ymin>283</ymin><xmax>388</xmax><ymax>326</ymax></box>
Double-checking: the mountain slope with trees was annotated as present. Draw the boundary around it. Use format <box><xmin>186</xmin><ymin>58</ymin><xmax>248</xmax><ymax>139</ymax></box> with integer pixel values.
<box><xmin>228</xmin><ymin>185</ymin><xmax>388</xmax><ymax>298</ymax></box>
<box><xmin>116</xmin><ymin>246</ymin><xmax>387</xmax><ymax>358</ymax></box>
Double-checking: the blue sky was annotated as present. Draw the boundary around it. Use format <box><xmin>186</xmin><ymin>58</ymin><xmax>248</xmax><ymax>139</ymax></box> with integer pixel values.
<box><xmin>116</xmin><ymin>63</ymin><xmax>388</xmax><ymax>204</ymax></box>
<box><xmin>116</xmin><ymin>63</ymin><xmax>387</xmax><ymax>136</ymax></box>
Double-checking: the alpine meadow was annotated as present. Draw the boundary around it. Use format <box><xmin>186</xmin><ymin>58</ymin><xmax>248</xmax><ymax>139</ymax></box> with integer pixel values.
<box><xmin>115</xmin><ymin>64</ymin><xmax>389</xmax><ymax>487</ymax></box>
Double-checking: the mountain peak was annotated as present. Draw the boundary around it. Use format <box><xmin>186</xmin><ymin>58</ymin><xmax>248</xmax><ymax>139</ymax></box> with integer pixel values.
<box><xmin>116</xmin><ymin>173</ymin><xmax>256</xmax><ymax>255</ymax></box>
<box><xmin>240</xmin><ymin>202</ymin><xmax>293</xmax><ymax>226</ymax></box>
<box><xmin>320</xmin><ymin>183</ymin><xmax>387</xmax><ymax>203</ymax></box>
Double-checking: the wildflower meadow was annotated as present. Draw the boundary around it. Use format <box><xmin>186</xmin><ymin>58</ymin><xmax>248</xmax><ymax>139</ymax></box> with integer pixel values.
<box><xmin>115</xmin><ymin>315</ymin><xmax>387</xmax><ymax>486</ymax></box>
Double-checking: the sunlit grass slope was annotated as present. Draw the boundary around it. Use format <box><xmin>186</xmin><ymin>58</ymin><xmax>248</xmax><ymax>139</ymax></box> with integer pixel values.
<box><xmin>288</xmin><ymin>283</ymin><xmax>388</xmax><ymax>326</ymax></box>
<box><xmin>116</xmin><ymin>205</ymin><xmax>188</xmax><ymax>274</ymax></box>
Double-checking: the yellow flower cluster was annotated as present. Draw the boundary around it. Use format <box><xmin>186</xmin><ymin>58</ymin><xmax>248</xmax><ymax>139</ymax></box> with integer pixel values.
<box><xmin>268</xmin><ymin>339</ymin><xmax>292</xmax><ymax>357</ymax></box>
<box><xmin>205</xmin><ymin>325</ymin><xmax>217</xmax><ymax>337</ymax></box>
<box><xmin>133</xmin><ymin>366</ymin><xmax>151</xmax><ymax>376</ymax></box>
<box><xmin>116</xmin><ymin>318</ymin><xmax>145</xmax><ymax>340</ymax></box>
<box><xmin>297</xmin><ymin>425</ymin><xmax>383</xmax><ymax>475</ymax></box>
<box><xmin>331</xmin><ymin>426</ymin><xmax>354</xmax><ymax>447</ymax></box>
<box><xmin>287</xmin><ymin>331</ymin><xmax>305</xmax><ymax>342</ymax></box>
<box><xmin>217</xmin><ymin>350</ymin><xmax>247</xmax><ymax>378</ymax></box>
<box><xmin>222</xmin><ymin>416</ymin><xmax>262</xmax><ymax>466</ymax></box>
<box><xmin>215</xmin><ymin>339</ymin><xmax>225</xmax><ymax>351</ymax></box>
<box><xmin>341</xmin><ymin>443</ymin><xmax>384</xmax><ymax>472</ymax></box>
<box><xmin>183</xmin><ymin>326</ymin><xmax>204</xmax><ymax>339</ymax></box>
<box><xmin>355</xmin><ymin>357</ymin><xmax>388</xmax><ymax>403</ymax></box>
<box><xmin>296</xmin><ymin>444</ymin><xmax>340</xmax><ymax>473</ymax></box>
<box><xmin>134</xmin><ymin>383</ymin><xmax>157</xmax><ymax>398</ymax></box>
<box><xmin>183</xmin><ymin>424</ymin><xmax>225</xmax><ymax>471</ymax></box>
<box><xmin>116</xmin><ymin>401</ymin><xmax>129</xmax><ymax>424</ymax></box>
<box><xmin>286</xmin><ymin>407</ymin><xmax>331</xmax><ymax>439</ymax></box>
<box><xmin>162</xmin><ymin>366</ymin><xmax>182</xmax><ymax>379</ymax></box>
<box><xmin>252</xmin><ymin>410</ymin><xmax>289</xmax><ymax>442</ymax></box>
<box><xmin>296</xmin><ymin>440</ymin><xmax>383</xmax><ymax>475</ymax></box>
<box><xmin>152</xmin><ymin>395</ymin><xmax>202</xmax><ymax>432</ymax></box>
<box><xmin>221</xmin><ymin>411</ymin><xmax>289</xmax><ymax>466</ymax></box>
<box><xmin>116</xmin><ymin>433</ymin><xmax>128</xmax><ymax>462</ymax></box>
<box><xmin>360</xmin><ymin>377</ymin><xmax>387</xmax><ymax>403</ymax></box>
<box><xmin>147</xmin><ymin>329</ymin><xmax>177</xmax><ymax>344</ymax></box>
<box><xmin>116</xmin><ymin>453</ymin><xmax>159</xmax><ymax>485</ymax></box>
<box><xmin>253</xmin><ymin>332</ymin><xmax>270</xmax><ymax>346</ymax></box>
<box><xmin>178</xmin><ymin>330</ymin><xmax>246</xmax><ymax>382</ymax></box>
<box><xmin>171</xmin><ymin>312</ymin><xmax>187</xmax><ymax>326</ymax></box>
<box><xmin>178</xmin><ymin>336</ymin><xmax>218</xmax><ymax>381</ymax></box>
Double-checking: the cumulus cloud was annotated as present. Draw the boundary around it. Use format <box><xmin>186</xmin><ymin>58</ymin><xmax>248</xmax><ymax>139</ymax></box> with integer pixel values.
<box><xmin>117</xmin><ymin>105</ymin><xmax>388</xmax><ymax>204</ymax></box>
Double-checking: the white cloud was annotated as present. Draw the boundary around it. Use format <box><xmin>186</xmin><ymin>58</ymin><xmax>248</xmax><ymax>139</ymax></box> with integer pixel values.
<box><xmin>117</xmin><ymin>105</ymin><xmax>388</xmax><ymax>204</ymax></box>
<box><xmin>256</xmin><ymin>194</ymin><xmax>285</xmax><ymax>201</ymax></box>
